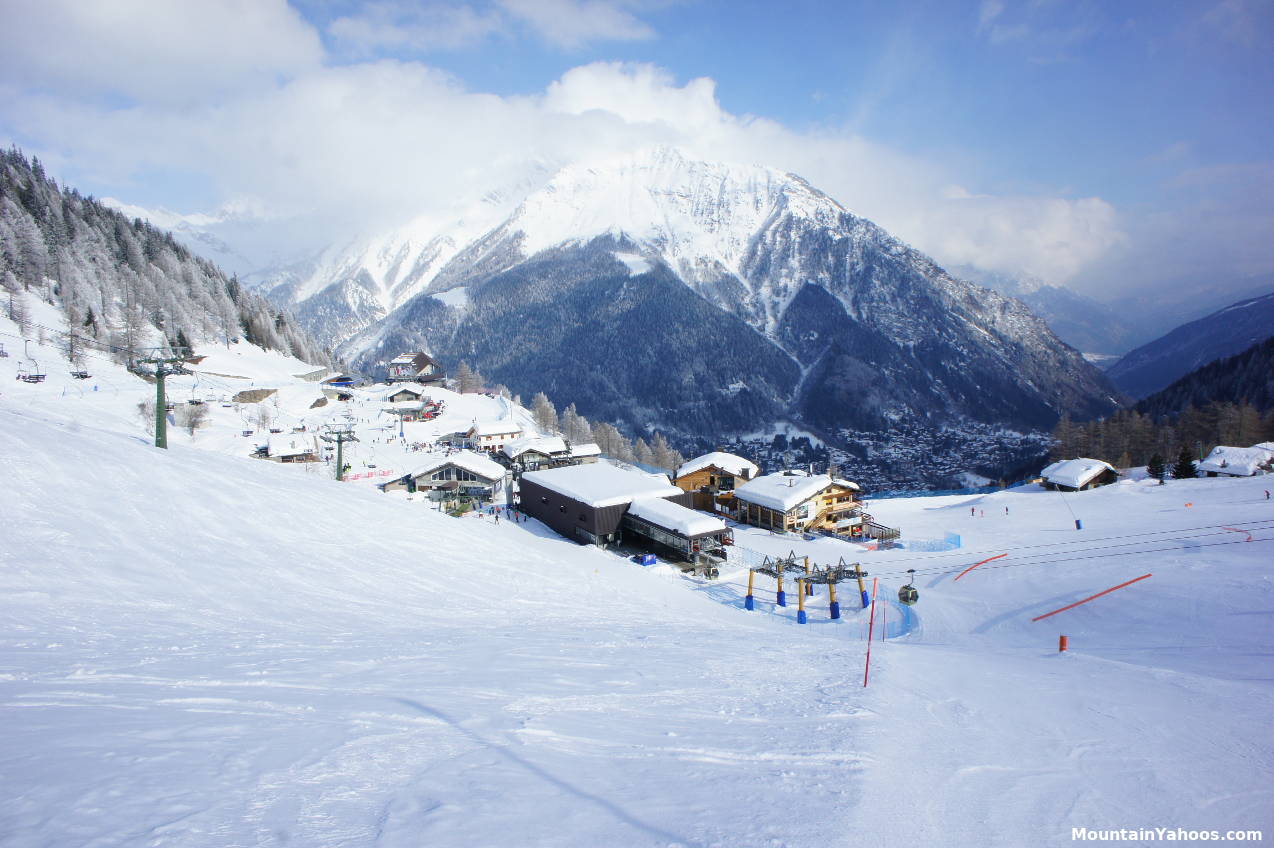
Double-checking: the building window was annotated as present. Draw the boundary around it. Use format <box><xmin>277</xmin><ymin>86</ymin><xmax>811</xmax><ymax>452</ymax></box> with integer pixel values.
<box><xmin>540</xmin><ymin>496</ymin><xmax>548</xmax><ymax>504</ymax></box>
<box><xmin>559</xmin><ymin>505</ymin><xmax>567</xmax><ymax>513</ymax></box>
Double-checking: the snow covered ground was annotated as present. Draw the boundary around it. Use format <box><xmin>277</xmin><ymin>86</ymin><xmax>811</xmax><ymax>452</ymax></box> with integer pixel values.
<box><xmin>2</xmin><ymin>312</ymin><xmax>1272</xmax><ymax>847</ymax></box>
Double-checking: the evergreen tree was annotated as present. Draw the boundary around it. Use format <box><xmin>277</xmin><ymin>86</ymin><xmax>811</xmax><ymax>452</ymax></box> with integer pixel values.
<box><xmin>1146</xmin><ymin>453</ymin><xmax>1166</xmax><ymax>481</ymax></box>
<box><xmin>1172</xmin><ymin>446</ymin><xmax>1197</xmax><ymax>480</ymax></box>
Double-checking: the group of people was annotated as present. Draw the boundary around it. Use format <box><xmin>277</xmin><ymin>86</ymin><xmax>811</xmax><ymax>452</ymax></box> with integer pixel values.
<box><xmin>475</xmin><ymin>503</ymin><xmax>527</xmax><ymax>524</ymax></box>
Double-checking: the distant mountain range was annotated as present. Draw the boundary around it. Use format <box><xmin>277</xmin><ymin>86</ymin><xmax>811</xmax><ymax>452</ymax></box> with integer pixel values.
<box><xmin>1134</xmin><ymin>334</ymin><xmax>1274</xmax><ymax>418</ymax></box>
<box><xmin>1105</xmin><ymin>291</ymin><xmax>1274</xmax><ymax>399</ymax></box>
<box><xmin>249</xmin><ymin>148</ymin><xmax>1117</xmax><ymax>444</ymax></box>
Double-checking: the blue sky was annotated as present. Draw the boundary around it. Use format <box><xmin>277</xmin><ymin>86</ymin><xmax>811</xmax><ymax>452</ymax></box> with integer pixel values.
<box><xmin>1</xmin><ymin>0</ymin><xmax>1271</xmax><ymax>298</ymax></box>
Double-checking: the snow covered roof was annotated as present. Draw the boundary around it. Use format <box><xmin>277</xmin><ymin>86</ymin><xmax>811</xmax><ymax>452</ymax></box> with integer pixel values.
<box><xmin>384</xmin><ymin>384</ymin><xmax>425</xmax><ymax>398</ymax></box>
<box><xmin>389</xmin><ymin>353</ymin><xmax>429</xmax><ymax>364</ymax></box>
<box><xmin>1197</xmin><ymin>446</ymin><xmax>1274</xmax><ymax>477</ymax></box>
<box><xmin>676</xmin><ymin>451</ymin><xmax>759</xmax><ymax>480</ymax></box>
<box><xmin>521</xmin><ymin>463</ymin><xmax>682</xmax><ymax>508</ymax></box>
<box><xmin>385</xmin><ymin>401</ymin><xmax>426</xmax><ymax>412</ymax></box>
<box><xmin>733</xmin><ymin>470</ymin><xmax>859</xmax><ymax>513</ymax></box>
<box><xmin>266</xmin><ymin>434</ymin><xmax>316</xmax><ymax>457</ymax></box>
<box><xmin>569</xmin><ymin>442</ymin><xmax>601</xmax><ymax>458</ymax></box>
<box><xmin>1040</xmin><ymin>458</ymin><xmax>1116</xmax><ymax>489</ymax></box>
<box><xmin>468</xmin><ymin>420</ymin><xmax>523</xmax><ymax>437</ymax></box>
<box><xmin>627</xmin><ymin>497</ymin><xmax>726</xmax><ymax>538</ymax></box>
<box><xmin>503</xmin><ymin>435</ymin><xmax>568</xmax><ymax>459</ymax></box>
<box><xmin>406</xmin><ymin>451</ymin><xmax>506</xmax><ymax>482</ymax></box>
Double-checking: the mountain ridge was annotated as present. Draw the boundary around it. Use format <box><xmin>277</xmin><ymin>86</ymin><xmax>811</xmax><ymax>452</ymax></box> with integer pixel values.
<box><xmin>304</xmin><ymin>148</ymin><xmax>1118</xmax><ymax>445</ymax></box>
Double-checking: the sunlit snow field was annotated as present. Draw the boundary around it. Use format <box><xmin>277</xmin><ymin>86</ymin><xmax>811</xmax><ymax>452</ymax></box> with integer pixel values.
<box><xmin>2</xmin><ymin>315</ymin><xmax>1271</xmax><ymax>847</ymax></box>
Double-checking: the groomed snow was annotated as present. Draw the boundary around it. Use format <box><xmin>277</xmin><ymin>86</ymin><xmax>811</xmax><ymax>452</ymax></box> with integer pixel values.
<box><xmin>2</xmin><ymin>309</ymin><xmax>1272</xmax><ymax>846</ymax></box>
<box><xmin>675</xmin><ymin>451</ymin><xmax>759</xmax><ymax>481</ymax></box>
<box><xmin>626</xmin><ymin>497</ymin><xmax>727</xmax><ymax>538</ymax></box>
<box><xmin>521</xmin><ymin>463</ymin><xmax>681</xmax><ymax>508</ymax></box>
<box><xmin>734</xmin><ymin>469</ymin><xmax>859</xmax><ymax>513</ymax></box>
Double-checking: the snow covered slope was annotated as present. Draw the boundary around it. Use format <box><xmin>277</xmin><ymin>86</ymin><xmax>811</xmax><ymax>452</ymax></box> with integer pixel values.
<box><xmin>3</xmin><ymin>312</ymin><xmax>1272</xmax><ymax>846</ymax></box>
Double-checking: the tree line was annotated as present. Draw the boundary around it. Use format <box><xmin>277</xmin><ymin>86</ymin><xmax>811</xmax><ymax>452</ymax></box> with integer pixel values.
<box><xmin>1</xmin><ymin>148</ymin><xmax>330</xmax><ymax>368</ymax></box>
<box><xmin>1051</xmin><ymin>401</ymin><xmax>1274</xmax><ymax>469</ymax></box>
<box><xmin>454</xmin><ymin>358</ymin><xmax>686</xmax><ymax>474</ymax></box>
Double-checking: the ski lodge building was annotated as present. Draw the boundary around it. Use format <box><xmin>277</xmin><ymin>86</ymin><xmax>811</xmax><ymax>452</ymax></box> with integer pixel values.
<box><xmin>385</xmin><ymin>352</ymin><xmax>445</xmax><ymax>386</ymax></box>
<box><xmin>734</xmin><ymin>469</ymin><xmax>888</xmax><ymax>538</ymax></box>
<box><xmin>381</xmin><ymin>451</ymin><xmax>507</xmax><ymax>501</ymax></box>
<box><xmin>520</xmin><ymin>464</ymin><xmax>732</xmax><ymax>566</ymax></box>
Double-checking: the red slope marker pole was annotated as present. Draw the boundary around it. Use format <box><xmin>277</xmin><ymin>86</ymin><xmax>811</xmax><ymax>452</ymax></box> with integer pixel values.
<box><xmin>1031</xmin><ymin>574</ymin><xmax>1153</xmax><ymax>622</ymax></box>
<box><xmin>863</xmin><ymin>577</ymin><xmax>879</xmax><ymax>687</ymax></box>
<box><xmin>954</xmin><ymin>552</ymin><xmax>1007</xmax><ymax>581</ymax></box>
<box><xmin>1222</xmin><ymin>527</ymin><xmax>1253</xmax><ymax>542</ymax></box>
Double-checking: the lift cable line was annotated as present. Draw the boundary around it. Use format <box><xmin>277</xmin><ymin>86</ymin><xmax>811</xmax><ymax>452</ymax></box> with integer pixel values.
<box><xmin>870</xmin><ymin>534</ymin><xmax>1273</xmax><ymax>581</ymax></box>
<box><xmin>846</xmin><ymin>518</ymin><xmax>1274</xmax><ymax>572</ymax></box>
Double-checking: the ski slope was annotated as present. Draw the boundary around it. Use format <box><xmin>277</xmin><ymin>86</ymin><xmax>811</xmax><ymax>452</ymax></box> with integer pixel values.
<box><xmin>2</xmin><ymin>312</ymin><xmax>1272</xmax><ymax>847</ymax></box>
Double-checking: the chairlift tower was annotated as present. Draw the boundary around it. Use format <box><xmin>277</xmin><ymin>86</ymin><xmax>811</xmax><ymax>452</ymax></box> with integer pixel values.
<box><xmin>138</xmin><ymin>347</ymin><xmax>189</xmax><ymax>449</ymax></box>
<box><xmin>321</xmin><ymin>424</ymin><xmax>358</xmax><ymax>482</ymax></box>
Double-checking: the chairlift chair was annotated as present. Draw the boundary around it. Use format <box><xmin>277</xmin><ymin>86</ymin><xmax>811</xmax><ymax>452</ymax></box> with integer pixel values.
<box><xmin>19</xmin><ymin>342</ymin><xmax>46</xmax><ymax>383</ymax></box>
<box><xmin>0</xmin><ymin>343</ymin><xmax>8</xmax><ymax>357</ymax></box>
<box><xmin>898</xmin><ymin>568</ymin><xmax>919</xmax><ymax>606</ymax></box>
<box><xmin>70</xmin><ymin>369</ymin><xmax>91</xmax><ymax>379</ymax></box>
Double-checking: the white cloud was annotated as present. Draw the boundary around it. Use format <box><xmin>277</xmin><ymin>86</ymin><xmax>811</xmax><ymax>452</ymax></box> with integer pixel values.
<box><xmin>0</xmin><ymin>10</ymin><xmax>1125</xmax><ymax>287</ymax></box>
<box><xmin>0</xmin><ymin>0</ymin><xmax>322</xmax><ymax>104</ymax></box>
<box><xmin>328</xmin><ymin>2</ymin><xmax>505</xmax><ymax>53</ymax></box>
<box><xmin>498</xmin><ymin>0</ymin><xmax>656</xmax><ymax>48</ymax></box>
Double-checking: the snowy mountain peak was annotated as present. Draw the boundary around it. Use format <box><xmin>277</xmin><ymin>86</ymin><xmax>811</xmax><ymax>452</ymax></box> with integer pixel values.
<box><xmin>511</xmin><ymin>147</ymin><xmax>846</xmax><ymax>277</ymax></box>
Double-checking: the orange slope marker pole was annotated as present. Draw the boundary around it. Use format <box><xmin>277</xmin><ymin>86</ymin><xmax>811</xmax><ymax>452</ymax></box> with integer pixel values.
<box><xmin>1031</xmin><ymin>574</ymin><xmax>1153</xmax><ymax>622</ymax></box>
<box><xmin>954</xmin><ymin>552</ymin><xmax>1007</xmax><ymax>581</ymax></box>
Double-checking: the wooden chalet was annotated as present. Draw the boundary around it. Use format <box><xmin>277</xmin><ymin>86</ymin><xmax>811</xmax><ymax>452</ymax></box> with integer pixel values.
<box><xmin>568</xmin><ymin>442</ymin><xmax>602</xmax><ymax>464</ymax></box>
<box><xmin>386</xmin><ymin>352</ymin><xmax>445</xmax><ymax>386</ymax></box>
<box><xmin>1197</xmin><ymin>445</ymin><xmax>1274</xmax><ymax>478</ymax></box>
<box><xmin>673</xmin><ymin>451</ymin><xmax>759</xmax><ymax>513</ymax></box>
<box><xmin>734</xmin><ymin>469</ymin><xmax>893</xmax><ymax>539</ymax></box>
<box><xmin>381</xmin><ymin>451</ymin><xmax>507</xmax><ymax>500</ymax></box>
<box><xmin>1040</xmin><ymin>458</ymin><xmax>1118</xmax><ymax>491</ymax></box>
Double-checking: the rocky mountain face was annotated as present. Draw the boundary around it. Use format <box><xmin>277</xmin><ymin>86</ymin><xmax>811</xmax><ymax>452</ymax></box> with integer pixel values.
<box><xmin>1106</xmin><ymin>292</ymin><xmax>1274</xmax><ymax>399</ymax></box>
<box><xmin>952</xmin><ymin>265</ymin><xmax>1141</xmax><ymax>357</ymax></box>
<box><xmin>268</xmin><ymin>148</ymin><xmax>1119</xmax><ymax>444</ymax></box>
